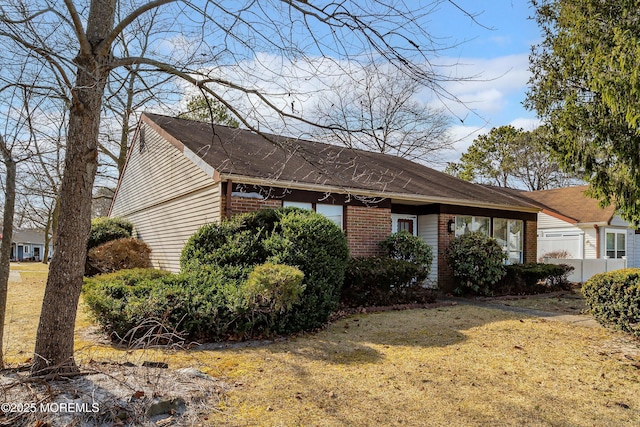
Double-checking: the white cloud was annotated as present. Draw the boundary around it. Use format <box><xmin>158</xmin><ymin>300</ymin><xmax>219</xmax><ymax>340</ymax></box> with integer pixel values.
<box><xmin>425</xmin><ymin>54</ymin><xmax>531</xmax><ymax>123</ymax></box>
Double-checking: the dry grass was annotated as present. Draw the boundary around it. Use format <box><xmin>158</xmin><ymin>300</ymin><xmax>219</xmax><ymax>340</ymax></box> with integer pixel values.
<box><xmin>3</xmin><ymin>266</ymin><xmax>640</xmax><ymax>426</ymax></box>
<box><xmin>485</xmin><ymin>288</ymin><xmax>589</xmax><ymax>315</ymax></box>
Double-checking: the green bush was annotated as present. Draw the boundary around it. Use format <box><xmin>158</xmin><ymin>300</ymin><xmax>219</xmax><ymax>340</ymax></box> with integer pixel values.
<box><xmin>446</xmin><ymin>232</ymin><xmax>507</xmax><ymax>296</ymax></box>
<box><xmin>493</xmin><ymin>263</ymin><xmax>574</xmax><ymax>295</ymax></box>
<box><xmin>85</xmin><ymin>238</ymin><xmax>152</xmax><ymax>276</ymax></box>
<box><xmin>181</xmin><ymin>207</ymin><xmax>349</xmax><ymax>333</ymax></box>
<box><xmin>342</xmin><ymin>256</ymin><xmax>436</xmax><ymax>307</ymax></box>
<box><xmin>242</xmin><ymin>263</ymin><xmax>305</xmax><ymax>314</ymax></box>
<box><xmin>583</xmin><ymin>269</ymin><xmax>640</xmax><ymax>337</ymax></box>
<box><xmin>378</xmin><ymin>231</ymin><xmax>433</xmax><ymax>271</ymax></box>
<box><xmin>88</xmin><ymin>217</ymin><xmax>133</xmax><ymax>249</ymax></box>
<box><xmin>82</xmin><ymin>268</ymin><xmax>175</xmax><ymax>339</ymax></box>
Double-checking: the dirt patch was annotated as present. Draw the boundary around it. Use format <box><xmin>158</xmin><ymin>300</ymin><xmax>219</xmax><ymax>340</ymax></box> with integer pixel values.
<box><xmin>0</xmin><ymin>362</ymin><xmax>232</xmax><ymax>426</ymax></box>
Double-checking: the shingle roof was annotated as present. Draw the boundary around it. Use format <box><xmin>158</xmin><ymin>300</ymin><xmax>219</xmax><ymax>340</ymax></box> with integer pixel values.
<box><xmin>519</xmin><ymin>185</ymin><xmax>616</xmax><ymax>224</ymax></box>
<box><xmin>142</xmin><ymin>113</ymin><xmax>536</xmax><ymax>211</ymax></box>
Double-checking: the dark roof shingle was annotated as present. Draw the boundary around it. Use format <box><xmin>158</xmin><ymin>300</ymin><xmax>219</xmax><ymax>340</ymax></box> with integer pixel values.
<box><xmin>143</xmin><ymin>113</ymin><xmax>535</xmax><ymax>210</ymax></box>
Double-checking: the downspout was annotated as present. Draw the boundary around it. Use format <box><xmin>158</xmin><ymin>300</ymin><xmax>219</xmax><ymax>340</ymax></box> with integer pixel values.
<box><xmin>594</xmin><ymin>224</ymin><xmax>600</xmax><ymax>258</ymax></box>
<box><xmin>225</xmin><ymin>179</ymin><xmax>233</xmax><ymax>219</ymax></box>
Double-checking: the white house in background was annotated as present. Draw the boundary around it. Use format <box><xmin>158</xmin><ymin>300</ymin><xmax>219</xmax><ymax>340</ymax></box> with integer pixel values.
<box><xmin>519</xmin><ymin>186</ymin><xmax>639</xmax><ymax>265</ymax></box>
<box><xmin>0</xmin><ymin>227</ymin><xmax>49</xmax><ymax>261</ymax></box>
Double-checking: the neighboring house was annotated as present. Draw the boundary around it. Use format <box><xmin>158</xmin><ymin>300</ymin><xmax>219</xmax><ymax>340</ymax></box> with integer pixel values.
<box><xmin>110</xmin><ymin>113</ymin><xmax>539</xmax><ymax>291</ymax></box>
<box><xmin>517</xmin><ymin>186</ymin><xmax>640</xmax><ymax>267</ymax></box>
<box><xmin>0</xmin><ymin>227</ymin><xmax>49</xmax><ymax>261</ymax></box>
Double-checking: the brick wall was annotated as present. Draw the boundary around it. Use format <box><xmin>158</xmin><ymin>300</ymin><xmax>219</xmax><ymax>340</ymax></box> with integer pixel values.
<box><xmin>346</xmin><ymin>205</ymin><xmax>391</xmax><ymax>257</ymax></box>
<box><xmin>222</xmin><ymin>195</ymin><xmax>282</xmax><ymax>217</ymax></box>
<box><xmin>524</xmin><ymin>220</ymin><xmax>538</xmax><ymax>263</ymax></box>
<box><xmin>437</xmin><ymin>213</ymin><xmax>457</xmax><ymax>292</ymax></box>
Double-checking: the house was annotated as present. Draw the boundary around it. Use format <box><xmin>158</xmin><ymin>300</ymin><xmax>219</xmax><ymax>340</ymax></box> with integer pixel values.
<box><xmin>110</xmin><ymin>113</ymin><xmax>539</xmax><ymax>291</ymax></box>
<box><xmin>517</xmin><ymin>186</ymin><xmax>640</xmax><ymax>265</ymax></box>
<box><xmin>0</xmin><ymin>227</ymin><xmax>49</xmax><ymax>261</ymax></box>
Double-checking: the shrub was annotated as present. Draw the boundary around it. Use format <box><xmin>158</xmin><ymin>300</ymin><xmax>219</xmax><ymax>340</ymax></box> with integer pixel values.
<box><xmin>342</xmin><ymin>256</ymin><xmax>436</xmax><ymax>307</ymax></box>
<box><xmin>265</xmin><ymin>209</ymin><xmax>349</xmax><ymax>332</ymax></box>
<box><xmin>82</xmin><ymin>268</ymin><xmax>175</xmax><ymax>339</ymax></box>
<box><xmin>538</xmin><ymin>249</ymin><xmax>572</xmax><ymax>262</ymax></box>
<box><xmin>493</xmin><ymin>263</ymin><xmax>574</xmax><ymax>295</ymax></box>
<box><xmin>378</xmin><ymin>231</ymin><xmax>433</xmax><ymax>271</ymax></box>
<box><xmin>88</xmin><ymin>217</ymin><xmax>133</xmax><ymax>249</ymax></box>
<box><xmin>180</xmin><ymin>207</ymin><xmax>349</xmax><ymax>333</ymax></box>
<box><xmin>446</xmin><ymin>232</ymin><xmax>507</xmax><ymax>295</ymax></box>
<box><xmin>86</xmin><ymin>238</ymin><xmax>152</xmax><ymax>276</ymax></box>
<box><xmin>583</xmin><ymin>269</ymin><xmax>640</xmax><ymax>337</ymax></box>
<box><xmin>242</xmin><ymin>263</ymin><xmax>305</xmax><ymax>314</ymax></box>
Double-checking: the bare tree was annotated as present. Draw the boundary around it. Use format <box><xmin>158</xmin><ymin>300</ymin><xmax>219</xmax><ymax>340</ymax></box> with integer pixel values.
<box><xmin>0</xmin><ymin>80</ymin><xmax>49</xmax><ymax>367</ymax></box>
<box><xmin>312</xmin><ymin>66</ymin><xmax>452</xmax><ymax>165</ymax></box>
<box><xmin>1</xmin><ymin>0</ymin><xmax>475</xmax><ymax>375</ymax></box>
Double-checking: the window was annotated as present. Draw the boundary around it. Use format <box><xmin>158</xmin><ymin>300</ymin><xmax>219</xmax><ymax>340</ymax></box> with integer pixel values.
<box><xmin>283</xmin><ymin>201</ymin><xmax>312</xmax><ymax>210</ymax></box>
<box><xmin>316</xmin><ymin>204</ymin><xmax>343</xmax><ymax>230</ymax></box>
<box><xmin>283</xmin><ymin>201</ymin><xmax>343</xmax><ymax>230</ymax></box>
<box><xmin>455</xmin><ymin>216</ymin><xmax>490</xmax><ymax>237</ymax></box>
<box><xmin>455</xmin><ymin>215</ymin><xmax>523</xmax><ymax>263</ymax></box>
<box><xmin>397</xmin><ymin>219</ymin><xmax>414</xmax><ymax>234</ymax></box>
<box><xmin>605</xmin><ymin>230</ymin><xmax>626</xmax><ymax>258</ymax></box>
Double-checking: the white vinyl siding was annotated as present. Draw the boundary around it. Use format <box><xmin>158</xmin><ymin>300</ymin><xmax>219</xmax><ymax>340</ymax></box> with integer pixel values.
<box><xmin>582</xmin><ymin>226</ymin><xmax>598</xmax><ymax>259</ymax></box>
<box><xmin>111</xmin><ymin>122</ymin><xmax>222</xmax><ymax>272</ymax></box>
<box><xmin>418</xmin><ymin>214</ymin><xmax>438</xmax><ymax>284</ymax></box>
<box><xmin>537</xmin><ymin>212</ymin><xmax>576</xmax><ymax>229</ymax></box>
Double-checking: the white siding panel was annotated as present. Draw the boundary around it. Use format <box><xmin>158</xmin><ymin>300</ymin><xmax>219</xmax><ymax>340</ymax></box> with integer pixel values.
<box><xmin>537</xmin><ymin>212</ymin><xmax>576</xmax><ymax>230</ymax></box>
<box><xmin>418</xmin><ymin>214</ymin><xmax>438</xmax><ymax>285</ymax></box>
<box><xmin>582</xmin><ymin>226</ymin><xmax>598</xmax><ymax>259</ymax></box>
<box><xmin>111</xmin><ymin>121</ymin><xmax>222</xmax><ymax>272</ymax></box>
<box><xmin>111</xmin><ymin>123</ymin><xmax>216</xmax><ymax>217</ymax></box>
<box><xmin>126</xmin><ymin>185</ymin><xmax>221</xmax><ymax>272</ymax></box>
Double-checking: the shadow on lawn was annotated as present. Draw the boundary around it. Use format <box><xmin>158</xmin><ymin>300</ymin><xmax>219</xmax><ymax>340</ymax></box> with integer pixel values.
<box><xmin>258</xmin><ymin>304</ymin><xmax>537</xmax><ymax>366</ymax></box>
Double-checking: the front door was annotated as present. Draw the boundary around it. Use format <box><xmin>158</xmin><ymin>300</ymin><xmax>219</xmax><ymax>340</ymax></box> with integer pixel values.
<box><xmin>17</xmin><ymin>245</ymin><xmax>23</xmax><ymax>261</ymax></box>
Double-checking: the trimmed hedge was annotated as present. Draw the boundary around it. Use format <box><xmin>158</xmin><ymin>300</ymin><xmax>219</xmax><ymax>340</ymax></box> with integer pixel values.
<box><xmin>583</xmin><ymin>269</ymin><xmax>640</xmax><ymax>337</ymax></box>
<box><xmin>493</xmin><ymin>263</ymin><xmax>574</xmax><ymax>295</ymax></box>
<box><xmin>82</xmin><ymin>264</ymin><xmax>307</xmax><ymax>343</ymax></box>
<box><xmin>446</xmin><ymin>232</ymin><xmax>507</xmax><ymax>295</ymax></box>
<box><xmin>88</xmin><ymin>217</ymin><xmax>133</xmax><ymax>249</ymax></box>
<box><xmin>342</xmin><ymin>256</ymin><xmax>435</xmax><ymax>307</ymax></box>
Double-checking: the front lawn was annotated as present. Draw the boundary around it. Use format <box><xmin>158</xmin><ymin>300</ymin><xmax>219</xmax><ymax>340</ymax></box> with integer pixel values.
<box><xmin>2</xmin><ymin>266</ymin><xmax>639</xmax><ymax>426</ymax></box>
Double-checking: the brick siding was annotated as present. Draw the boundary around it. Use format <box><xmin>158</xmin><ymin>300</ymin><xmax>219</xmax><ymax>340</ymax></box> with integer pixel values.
<box><xmin>346</xmin><ymin>205</ymin><xmax>391</xmax><ymax>257</ymax></box>
<box><xmin>223</xmin><ymin>195</ymin><xmax>283</xmax><ymax>216</ymax></box>
<box><xmin>437</xmin><ymin>213</ymin><xmax>457</xmax><ymax>292</ymax></box>
<box><xmin>524</xmin><ymin>220</ymin><xmax>537</xmax><ymax>263</ymax></box>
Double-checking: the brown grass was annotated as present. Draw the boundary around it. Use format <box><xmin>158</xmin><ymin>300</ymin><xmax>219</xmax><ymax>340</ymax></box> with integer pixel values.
<box><xmin>3</xmin><ymin>265</ymin><xmax>640</xmax><ymax>426</ymax></box>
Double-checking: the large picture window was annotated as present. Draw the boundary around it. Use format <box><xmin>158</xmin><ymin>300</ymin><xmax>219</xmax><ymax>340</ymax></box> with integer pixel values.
<box><xmin>455</xmin><ymin>215</ymin><xmax>523</xmax><ymax>264</ymax></box>
<box><xmin>493</xmin><ymin>218</ymin><xmax>523</xmax><ymax>264</ymax></box>
<box><xmin>455</xmin><ymin>216</ymin><xmax>490</xmax><ymax>237</ymax></box>
<box><xmin>605</xmin><ymin>230</ymin><xmax>626</xmax><ymax>259</ymax></box>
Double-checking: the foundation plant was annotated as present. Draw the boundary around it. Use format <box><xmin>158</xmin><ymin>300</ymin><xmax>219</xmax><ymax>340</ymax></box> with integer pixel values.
<box><xmin>83</xmin><ymin>207</ymin><xmax>349</xmax><ymax>344</ymax></box>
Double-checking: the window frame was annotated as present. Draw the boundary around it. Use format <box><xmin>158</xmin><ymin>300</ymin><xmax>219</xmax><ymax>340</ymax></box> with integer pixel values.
<box><xmin>605</xmin><ymin>229</ymin><xmax>626</xmax><ymax>259</ymax></box>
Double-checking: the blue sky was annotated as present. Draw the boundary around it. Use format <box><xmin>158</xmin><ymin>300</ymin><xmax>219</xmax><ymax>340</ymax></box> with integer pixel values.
<box><xmin>425</xmin><ymin>0</ymin><xmax>543</xmax><ymax>161</ymax></box>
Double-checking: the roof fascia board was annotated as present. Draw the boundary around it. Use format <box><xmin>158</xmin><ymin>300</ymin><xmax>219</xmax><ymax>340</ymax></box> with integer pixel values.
<box><xmin>221</xmin><ymin>173</ymin><xmax>540</xmax><ymax>213</ymax></box>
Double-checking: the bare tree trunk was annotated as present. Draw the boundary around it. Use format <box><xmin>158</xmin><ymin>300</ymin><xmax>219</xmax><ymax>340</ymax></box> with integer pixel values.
<box><xmin>0</xmin><ymin>137</ymin><xmax>16</xmax><ymax>368</ymax></box>
<box><xmin>31</xmin><ymin>0</ymin><xmax>115</xmax><ymax>376</ymax></box>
